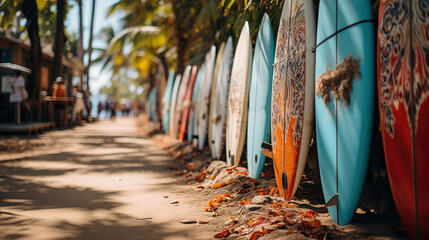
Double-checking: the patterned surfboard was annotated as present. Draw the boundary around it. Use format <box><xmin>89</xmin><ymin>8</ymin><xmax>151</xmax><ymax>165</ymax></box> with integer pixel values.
<box><xmin>378</xmin><ymin>0</ymin><xmax>429</xmax><ymax>238</ymax></box>
<box><xmin>272</xmin><ymin>0</ymin><xmax>315</xmax><ymax>200</ymax></box>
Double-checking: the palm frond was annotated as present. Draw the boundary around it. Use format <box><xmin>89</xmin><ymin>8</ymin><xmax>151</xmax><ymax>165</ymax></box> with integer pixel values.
<box><xmin>108</xmin><ymin>25</ymin><xmax>161</xmax><ymax>51</ymax></box>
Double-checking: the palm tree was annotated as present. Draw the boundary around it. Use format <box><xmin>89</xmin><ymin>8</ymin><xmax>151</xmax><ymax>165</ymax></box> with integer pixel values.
<box><xmin>53</xmin><ymin>0</ymin><xmax>66</xmax><ymax>85</ymax></box>
<box><xmin>76</xmin><ymin>0</ymin><xmax>84</xmax><ymax>63</ymax></box>
<box><xmin>21</xmin><ymin>0</ymin><xmax>42</xmax><ymax>100</ymax></box>
<box><xmin>85</xmin><ymin>0</ymin><xmax>96</xmax><ymax>93</ymax></box>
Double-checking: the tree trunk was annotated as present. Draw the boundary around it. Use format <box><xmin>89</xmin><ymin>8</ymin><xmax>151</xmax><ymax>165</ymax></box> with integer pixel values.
<box><xmin>172</xmin><ymin>2</ymin><xmax>187</xmax><ymax>76</ymax></box>
<box><xmin>85</xmin><ymin>0</ymin><xmax>96</xmax><ymax>93</ymax></box>
<box><xmin>53</xmin><ymin>0</ymin><xmax>66</xmax><ymax>88</ymax></box>
<box><xmin>174</xmin><ymin>28</ymin><xmax>187</xmax><ymax>76</ymax></box>
<box><xmin>155</xmin><ymin>64</ymin><xmax>165</xmax><ymax>130</ymax></box>
<box><xmin>160</xmin><ymin>55</ymin><xmax>169</xmax><ymax>84</ymax></box>
<box><xmin>77</xmin><ymin>0</ymin><xmax>84</xmax><ymax>90</ymax></box>
<box><xmin>21</xmin><ymin>0</ymin><xmax>42</xmax><ymax>100</ymax></box>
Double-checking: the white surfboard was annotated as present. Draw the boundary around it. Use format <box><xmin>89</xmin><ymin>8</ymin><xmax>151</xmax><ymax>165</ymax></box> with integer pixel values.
<box><xmin>226</xmin><ymin>22</ymin><xmax>253</xmax><ymax>166</ymax></box>
<box><xmin>208</xmin><ymin>42</ymin><xmax>226</xmax><ymax>151</ymax></box>
<box><xmin>196</xmin><ymin>45</ymin><xmax>216</xmax><ymax>149</ymax></box>
<box><xmin>211</xmin><ymin>37</ymin><xmax>233</xmax><ymax>160</ymax></box>
<box><xmin>192</xmin><ymin>55</ymin><xmax>210</xmax><ymax>147</ymax></box>
<box><xmin>169</xmin><ymin>74</ymin><xmax>182</xmax><ymax>137</ymax></box>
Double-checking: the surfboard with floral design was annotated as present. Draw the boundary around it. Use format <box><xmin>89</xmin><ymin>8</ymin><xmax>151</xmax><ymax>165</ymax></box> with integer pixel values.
<box><xmin>271</xmin><ymin>0</ymin><xmax>315</xmax><ymax>200</ymax></box>
<box><xmin>378</xmin><ymin>0</ymin><xmax>429</xmax><ymax>238</ymax></box>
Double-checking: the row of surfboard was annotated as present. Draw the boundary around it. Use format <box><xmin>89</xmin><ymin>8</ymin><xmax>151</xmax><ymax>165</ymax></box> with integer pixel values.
<box><xmin>148</xmin><ymin>0</ymin><xmax>427</xmax><ymax>237</ymax></box>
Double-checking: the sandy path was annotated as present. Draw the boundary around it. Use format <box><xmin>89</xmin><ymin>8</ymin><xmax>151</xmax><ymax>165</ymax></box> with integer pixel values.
<box><xmin>0</xmin><ymin>118</ymin><xmax>216</xmax><ymax>240</ymax></box>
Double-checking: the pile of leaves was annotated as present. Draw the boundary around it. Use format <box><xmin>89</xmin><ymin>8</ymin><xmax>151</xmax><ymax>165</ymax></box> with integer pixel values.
<box><xmin>204</xmin><ymin>192</ymin><xmax>233</xmax><ymax>216</ymax></box>
<box><xmin>214</xmin><ymin>199</ymin><xmax>326</xmax><ymax>239</ymax></box>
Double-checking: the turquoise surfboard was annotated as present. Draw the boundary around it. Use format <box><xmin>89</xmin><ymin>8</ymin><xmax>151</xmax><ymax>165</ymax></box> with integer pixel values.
<box><xmin>315</xmin><ymin>0</ymin><xmax>375</xmax><ymax>225</ymax></box>
<box><xmin>187</xmin><ymin>63</ymin><xmax>206</xmax><ymax>141</ymax></box>
<box><xmin>149</xmin><ymin>87</ymin><xmax>156</xmax><ymax>122</ymax></box>
<box><xmin>247</xmin><ymin>14</ymin><xmax>275</xmax><ymax>179</ymax></box>
<box><xmin>162</xmin><ymin>70</ymin><xmax>175</xmax><ymax>134</ymax></box>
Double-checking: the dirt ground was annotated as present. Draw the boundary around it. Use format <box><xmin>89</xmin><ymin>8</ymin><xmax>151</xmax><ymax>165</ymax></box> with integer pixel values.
<box><xmin>0</xmin><ymin>117</ymin><xmax>407</xmax><ymax>239</ymax></box>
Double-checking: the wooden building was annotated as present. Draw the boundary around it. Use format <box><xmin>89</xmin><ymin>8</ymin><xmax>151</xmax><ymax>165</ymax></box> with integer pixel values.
<box><xmin>0</xmin><ymin>33</ymin><xmax>84</xmax><ymax>126</ymax></box>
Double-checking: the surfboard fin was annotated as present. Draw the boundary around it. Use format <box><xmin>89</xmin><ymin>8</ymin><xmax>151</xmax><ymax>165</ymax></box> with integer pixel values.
<box><xmin>282</xmin><ymin>172</ymin><xmax>288</xmax><ymax>190</ymax></box>
<box><xmin>261</xmin><ymin>142</ymin><xmax>273</xmax><ymax>159</ymax></box>
<box><xmin>325</xmin><ymin>193</ymin><xmax>338</xmax><ymax>207</ymax></box>
<box><xmin>261</xmin><ymin>142</ymin><xmax>272</xmax><ymax>150</ymax></box>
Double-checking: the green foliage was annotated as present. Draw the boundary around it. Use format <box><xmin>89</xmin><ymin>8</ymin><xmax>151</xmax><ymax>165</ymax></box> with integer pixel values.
<box><xmin>99</xmin><ymin>69</ymin><xmax>146</xmax><ymax>101</ymax></box>
<box><xmin>0</xmin><ymin>0</ymin><xmax>78</xmax><ymax>56</ymax></box>
<box><xmin>99</xmin><ymin>0</ymin><xmax>382</xmax><ymax>102</ymax></box>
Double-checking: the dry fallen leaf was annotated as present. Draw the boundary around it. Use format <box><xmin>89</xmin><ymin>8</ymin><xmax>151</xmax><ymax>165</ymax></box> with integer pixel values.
<box><xmin>284</xmin><ymin>203</ymin><xmax>297</xmax><ymax>208</ymax></box>
<box><xmin>249</xmin><ymin>226</ymin><xmax>271</xmax><ymax>240</ymax></box>
<box><xmin>260</xmin><ymin>170</ymin><xmax>272</xmax><ymax>178</ymax></box>
<box><xmin>301</xmin><ymin>218</ymin><xmax>322</xmax><ymax>228</ymax></box>
<box><xmin>238</xmin><ymin>187</ymin><xmax>250</xmax><ymax>194</ymax></box>
<box><xmin>180</xmin><ymin>219</ymin><xmax>197</xmax><ymax>224</ymax></box>
<box><xmin>246</xmin><ymin>177</ymin><xmax>257</xmax><ymax>182</ymax></box>
<box><xmin>271</xmin><ymin>201</ymin><xmax>284</xmax><ymax>210</ymax></box>
<box><xmin>204</xmin><ymin>200</ymin><xmax>218</xmax><ymax>212</ymax></box>
<box><xmin>269</xmin><ymin>186</ymin><xmax>279</xmax><ymax>196</ymax></box>
<box><xmin>226</xmin><ymin>167</ymin><xmax>237</xmax><ymax>174</ymax></box>
<box><xmin>238</xmin><ymin>199</ymin><xmax>252</xmax><ymax>206</ymax></box>
<box><xmin>185</xmin><ymin>164</ymin><xmax>195</xmax><ymax>171</ymax></box>
<box><xmin>212</xmin><ymin>183</ymin><xmax>225</xmax><ymax>189</ymax></box>
<box><xmin>195</xmin><ymin>172</ymin><xmax>207</xmax><ymax>182</ymax></box>
<box><xmin>300</xmin><ymin>210</ymin><xmax>317</xmax><ymax>218</ymax></box>
<box><xmin>225</xmin><ymin>179</ymin><xmax>235</xmax><ymax>185</ymax></box>
<box><xmin>247</xmin><ymin>217</ymin><xmax>266</xmax><ymax>227</ymax></box>
<box><xmin>214</xmin><ymin>227</ymin><xmax>230</xmax><ymax>238</ymax></box>
<box><xmin>257</xmin><ymin>188</ymin><xmax>268</xmax><ymax>195</ymax></box>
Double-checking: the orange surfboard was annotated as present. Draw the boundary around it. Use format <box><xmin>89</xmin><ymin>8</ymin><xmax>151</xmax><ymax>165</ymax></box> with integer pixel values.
<box><xmin>271</xmin><ymin>0</ymin><xmax>315</xmax><ymax>200</ymax></box>
<box><xmin>179</xmin><ymin>66</ymin><xmax>198</xmax><ymax>141</ymax></box>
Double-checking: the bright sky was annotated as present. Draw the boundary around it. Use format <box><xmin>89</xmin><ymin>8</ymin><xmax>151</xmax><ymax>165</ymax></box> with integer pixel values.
<box><xmin>66</xmin><ymin>0</ymin><xmax>123</xmax><ymax>95</ymax></box>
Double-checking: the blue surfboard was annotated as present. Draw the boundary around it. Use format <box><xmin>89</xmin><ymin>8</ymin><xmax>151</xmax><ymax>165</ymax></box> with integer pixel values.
<box><xmin>247</xmin><ymin>14</ymin><xmax>275</xmax><ymax>179</ymax></box>
<box><xmin>162</xmin><ymin>70</ymin><xmax>175</xmax><ymax>133</ymax></box>
<box><xmin>149</xmin><ymin>87</ymin><xmax>157</xmax><ymax>122</ymax></box>
<box><xmin>187</xmin><ymin>63</ymin><xmax>206</xmax><ymax>141</ymax></box>
<box><xmin>315</xmin><ymin>0</ymin><xmax>375</xmax><ymax>225</ymax></box>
